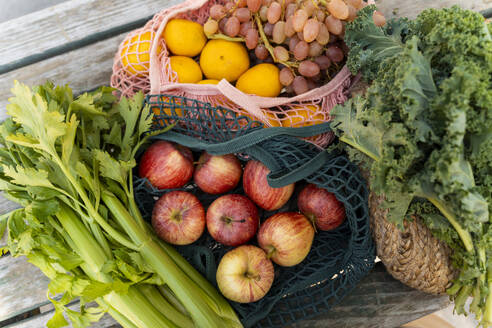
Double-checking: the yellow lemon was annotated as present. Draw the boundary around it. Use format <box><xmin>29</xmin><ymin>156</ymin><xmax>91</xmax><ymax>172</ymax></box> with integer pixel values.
<box><xmin>237</xmin><ymin>111</ymin><xmax>281</xmax><ymax>127</ymax></box>
<box><xmin>236</xmin><ymin>64</ymin><xmax>282</xmax><ymax>97</ymax></box>
<box><xmin>121</xmin><ymin>30</ymin><xmax>162</xmax><ymax>76</ymax></box>
<box><xmin>169</xmin><ymin>56</ymin><xmax>203</xmax><ymax>83</ymax></box>
<box><xmin>281</xmin><ymin>105</ymin><xmax>325</xmax><ymax>127</ymax></box>
<box><xmin>197</xmin><ymin>79</ymin><xmax>220</xmax><ymax>85</ymax></box>
<box><xmin>200</xmin><ymin>40</ymin><xmax>250</xmax><ymax>82</ymax></box>
<box><xmin>164</xmin><ymin>19</ymin><xmax>206</xmax><ymax>56</ymax></box>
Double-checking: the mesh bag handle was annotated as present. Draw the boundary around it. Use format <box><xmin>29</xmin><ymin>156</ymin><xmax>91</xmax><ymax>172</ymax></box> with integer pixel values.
<box><xmin>152</xmin><ymin>123</ymin><xmax>332</xmax><ymax>186</ymax></box>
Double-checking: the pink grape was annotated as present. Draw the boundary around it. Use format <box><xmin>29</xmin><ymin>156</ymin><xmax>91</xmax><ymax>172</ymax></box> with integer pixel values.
<box><xmin>308</xmin><ymin>41</ymin><xmax>323</xmax><ymax>57</ymax></box>
<box><xmin>245</xmin><ymin>29</ymin><xmax>259</xmax><ymax>49</ymax></box>
<box><xmin>315</xmin><ymin>9</ymin><xmax>326</xmax><ymax>22</ymax></box>
<box><xmin>267</xmin><ymin>2</ymin><xmax>282</xmax><ymax>24</ymax></box>
<box><xmin>347</xmin><ymin>5</ymin><xmax>357</xmax><ymax>22</ymax></box>
<box><xmin>292</xmin><ymin>9</ymin><xmax>308</xmax><ymax>32</ymax></box>
<box><xmin>346</xmin><ymin>0</ymin><xmax>362</xmax><ymax>8</ymax></box>
<box><xmin>209</xmin><ymin>4</ymin><xmax>226</xmax><ymax>20</ymax></box>
<box><xmin>255</xmin><ymin>44</ymin><xmax>269</xmax><ymax>60</ymax></box>
<box><xmin>264</xmin><ymin>22</ymin><xmax>274</xmax><ymax>36</ymax></box>
<box><xmin>289</xmin><ymin>35</ymin><xmax>300</xmax><ymax>51</ymax></box>
<box><xmin>273</xmin><ymin>46</ymin><xmax>289</xmax><ymax>61</ymax></box>
<box><xmin>204</xmin><ymin>19</ymin><xmax>219</xmax><ymax>35</ymax></box>
<box><xmin>317</xmin><ymin>23</ymin><xmax>330</xmax><ymax>45</ymax></box>
<box><xmin>285</xmin><ymin>3</ymin><xmax>297</xmax><ymax>18</ymax></box>
<box><xmin>327</xmin><ymin>0</ymin><xmax>349</xmax><ymax>20</ymax></box>
<box><xmin>293</xmin><ymin>40</ymin><xmax>309</xmax><ymax>60</ymax></box>
<box><xmin>279</xmin><ymin>67</ymin><xmax>294</xmax><ymax>86</ymax></box>
<box><xmin>297</xmin><ymin>31</ymin><xmax>304</xmax><ymax>41</ymax></box>
<box><xmin>235</xmin><ymin>8</ymin><xmax>251</xmax><ymax>22</ymax></box>
<box><xmin>240</xmin><ymin>21</ymin><xmax>254</xmax><ymax>36</ymax></box>
<box><xmin>293</xmin><ymin>76</ymin><xmax>309</xmax><ymax>95</ymax></box>
<box><xmin>326</xmin><ymin>45</ymin><xmax>344</xmax><ymax>62</ymax></box>
<box><xmin>225</xmin><ymin>2</ymin><xmax>234</xmax><ymax>11</ymax></box>
<box><xmin>273</xmin><ymin>46</ymin><xmax>289</xmax><ymax>62</ymax></box>
<box><xmin>314</xmin><ymin>55</ymin><xmax>331</xmax><ymax>69</ymax></box>
<box><xmin>373</xmin><ymin>11</ymin><xmax>387</xmax><ymax>26</ymax></box>
<box><xmin>219</xmin><ymin>18</ymin><xmax>228</xmax><ymax>33</ymax></box>
<box><xmin>224</xmin><ymin>17</ymin><xmax>241</xmax><ymax>37</ymax></box>
<box><xmin>262</xmin><ymin>0</ymin><xmax>273</xmax><ymax>6</ymax></box>
<box><xmin>303</xmin><ymin>18</ymin><xmax>320</xmax><ymax>43</ymax></box>
<box><xmin>325</xmin><ymin>15</ymin><xmax>343</xmax><ymax>35</ymax></box>
<box><xmin>298</xmin><ymin>60</ymin><xmax>320</xmax><ymax>77</ymax></box>
<box><xmin>306</xmin><ymin>78</ymin><xmax>318</xmax><ymax>90</ymax></box>
<box><xmin>272</xmin><ymin>21</ymin><xmax>286</xmax><ymax>44</ymax></box>
<box><xmin>247</xmin><ymin>0</ymin><xmax>262</xmax><ymax>12</ymax></box>
<box><xmin>302</xmin><ymin>0</ymin><xmax>316</xmax><ymax>16</ymax></box>
<box><xmin>284</xmin><ymin>16</ymin><xmax>296</xmax><ymax>37</ymax></box>
<box><xmin>259</xmin><ymin>5</ymin><xmax>269</xmax><ymax>21</ymax></box>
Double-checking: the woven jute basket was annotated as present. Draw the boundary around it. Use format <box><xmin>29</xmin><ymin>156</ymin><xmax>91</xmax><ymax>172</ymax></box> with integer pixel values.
<box><xmin>369</xmin><ymin>191</ymin><xmax>457</xmax><ymax>294</ymax></box>
<box><xmin>352</xmin><ymin>83</ymin><xmax>457</xmax><ymax>295</ymax></box>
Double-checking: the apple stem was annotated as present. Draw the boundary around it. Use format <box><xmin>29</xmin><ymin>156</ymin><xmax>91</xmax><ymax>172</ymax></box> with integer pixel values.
<box><xmin>171</xmin><ymin>210</ymin><xmax>182</xmax><ymax>222</ymax></box>
<box><xmin>245</xmin><ymin>272</ymin><xmax>260</xmax><ymax>281</ymax></box>
<box><xmin>222</xmin><ymin>217</ymin><xmax>246</xmax><ymax>224</ymax></box>
<box><xmin>306</xmin><ymin>213</ymin><xmax>318</xmax><ymax>233</ymax></box>
<box><xmin>266</xmin><ymin>246</ymin><xmax>276</xmax><ymax>259</ymax></box>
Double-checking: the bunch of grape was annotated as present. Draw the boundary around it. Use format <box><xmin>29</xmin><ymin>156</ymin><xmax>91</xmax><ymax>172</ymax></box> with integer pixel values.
<box><xmin>203</xmin><ymin>0</ymin><xmax>386</xmax><ymax>96</ymax></box>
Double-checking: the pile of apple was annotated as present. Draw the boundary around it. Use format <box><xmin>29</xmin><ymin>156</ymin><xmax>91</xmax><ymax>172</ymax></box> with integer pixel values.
<box><xmin>139</xmin><ymin>140</ymin><xmax>346</xmax><ymax>303</ymax></box>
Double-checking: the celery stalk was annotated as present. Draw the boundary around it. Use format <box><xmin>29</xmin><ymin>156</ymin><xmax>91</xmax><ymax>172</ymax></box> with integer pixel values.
<box><xmin>138</xmin><ymin>284</ymin><xmax>193</xmax><ymax>328</ymax></box>
<box><xmin>158</xmin><ymin>285</ymin><xmax>189</xmax><ymax>316</ymax></box>
<box><xmin>102</xmin><ymin>191</ymin><xmax>226</xmax><ymax>328</ymax></box>
<box><xmin>100</xmin><ymin>301</ymin><xmax>139</xmax><ymax>328</ymax></box>
<box><xmin>56</xmin><ymin>204</ymin><xmax>180</xmax><ymax>328</ymax></box>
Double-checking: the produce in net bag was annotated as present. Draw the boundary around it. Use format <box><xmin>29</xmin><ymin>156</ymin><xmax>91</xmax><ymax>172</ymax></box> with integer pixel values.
<box><xmin>133</xmin><ymin>95</ymin><xmax>376</xmax><ymax>327</ymax></box>
<box><xmin>111</xmin><ymin>0</ymin><xmax>382</xmax><ymax>147</ymax></box>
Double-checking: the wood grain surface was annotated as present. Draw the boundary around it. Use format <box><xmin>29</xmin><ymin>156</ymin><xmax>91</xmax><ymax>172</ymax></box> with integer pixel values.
<box><xmin>0</xmin><ymin>34</ymin><xmax>125</xmax><ymax>121</ymax></box>
<box><xmin>0</xmin><ymin>256</ymin><xmax>50</xmax><ymax>323</ymax></box>
<box><xmin>376</xmin><ymin>0</ymin><xmax>492</xmax><ymax>19</ymax></box>
<box><xmin>0</xmin><ymin>0</ymin><xmax>181</xmax><ymax>73</ymax></box>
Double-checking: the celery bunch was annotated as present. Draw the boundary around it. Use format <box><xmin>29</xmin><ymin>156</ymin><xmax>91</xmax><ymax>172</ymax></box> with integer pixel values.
<box><xmin>0</xmin><ymin>81</ymin><xmax>242</xmax><ymax>328</ymax></box>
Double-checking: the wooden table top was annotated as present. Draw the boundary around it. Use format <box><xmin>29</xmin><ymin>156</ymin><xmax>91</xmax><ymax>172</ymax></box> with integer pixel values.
<box><xmin>0</xmin><ymin>0</ymin><xmax>490</xmax><ymax>327</ymax></box>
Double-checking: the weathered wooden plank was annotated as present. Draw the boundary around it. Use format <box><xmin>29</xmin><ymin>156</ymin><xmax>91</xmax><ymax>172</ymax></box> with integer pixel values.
<box><xmin>6</xmin><ymin>303</ymin><xmax>118</xmax><ymax>328</ymax></box>
<box><xmin>0</xmin><ymin>255</ymin><xmax>50</xmax><ymax>322</ymax></box>
<box><xmin>0</xmin><ymin>0</ymin><xmax>181</xmax><ymax>73</ymax></box>
<box><xmin>292</xmin><ymin>263</ymin><xmax>450</xmax><ymax>328</ymax></box>
<box><xmin>376</xmin><ymin>0</ymin><xmax>492</xmax><ymax>19</ymax></box>
<box><xmin>0</xmin><ymin>34</ymin><xmax>126</xmax><ymax>122</ymax></box>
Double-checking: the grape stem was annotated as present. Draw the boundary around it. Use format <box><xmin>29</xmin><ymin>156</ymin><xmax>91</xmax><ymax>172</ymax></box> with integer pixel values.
<box><xmin>253</xmin><ymin>13</ymin><xmax>299</xmax><ymax>69</ymax></box>
<box><xmin>206</xmin><ymin>33</ymin><xmax>245</xmax><ymax>42</ymax></box>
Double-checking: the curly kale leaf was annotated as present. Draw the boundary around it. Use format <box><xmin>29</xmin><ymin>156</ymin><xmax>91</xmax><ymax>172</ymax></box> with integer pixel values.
<box><xmin>345</xmin><ymin>5</ymin><xmax>415</xmax><ymax>81</ymax></box>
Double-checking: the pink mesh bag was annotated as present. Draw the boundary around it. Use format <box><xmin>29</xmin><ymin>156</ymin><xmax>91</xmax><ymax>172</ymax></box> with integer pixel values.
<box><xmin>111</xmin><ymin>0</ymin><xmax>356</xmax><ymax>147</ymax></box>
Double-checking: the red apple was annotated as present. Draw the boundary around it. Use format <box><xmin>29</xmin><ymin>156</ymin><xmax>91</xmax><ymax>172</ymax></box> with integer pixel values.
<box><xmin>206</xmin><ymin>194</ymin><xmax>259</xmax><ymax>246</ymax></box>
<box><xmin>243</xmin><ymin>160</ymin><xmax>295</xmax><ymax>211</ymax></box>
<box><xmin>194</xmin><ymin>152</ymin><xmax>242</xmax><ymax>194</ymax></box>
<box><xmin>257</xmin><ymin>212</ymin><xmax>314</xmax><ymax>267</ymax></box>
<box><xmin>139</xmin><ymin>141</ymin><xmax>194</xmax><ymax>189</ymax></box>
<box><xmin>298</xmin><ymin>184</ymin><xmax>346</xmax><ymax>231</ymax></box>
<box><xmin>152</xmin><ymin>191</ymin><xmax>205</xmax><ymax>245</ymax></box>
<box><xmin>216</xmin><ymin>245</ymin><xmax>274</xmax><ymax>303</ymax></box>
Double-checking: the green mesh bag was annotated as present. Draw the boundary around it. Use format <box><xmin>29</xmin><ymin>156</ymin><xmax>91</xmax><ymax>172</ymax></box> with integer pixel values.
<box><xmin>133</xmin><ymin>95</ymin><xmax>376</xmax><ymax>328</ymax></box>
